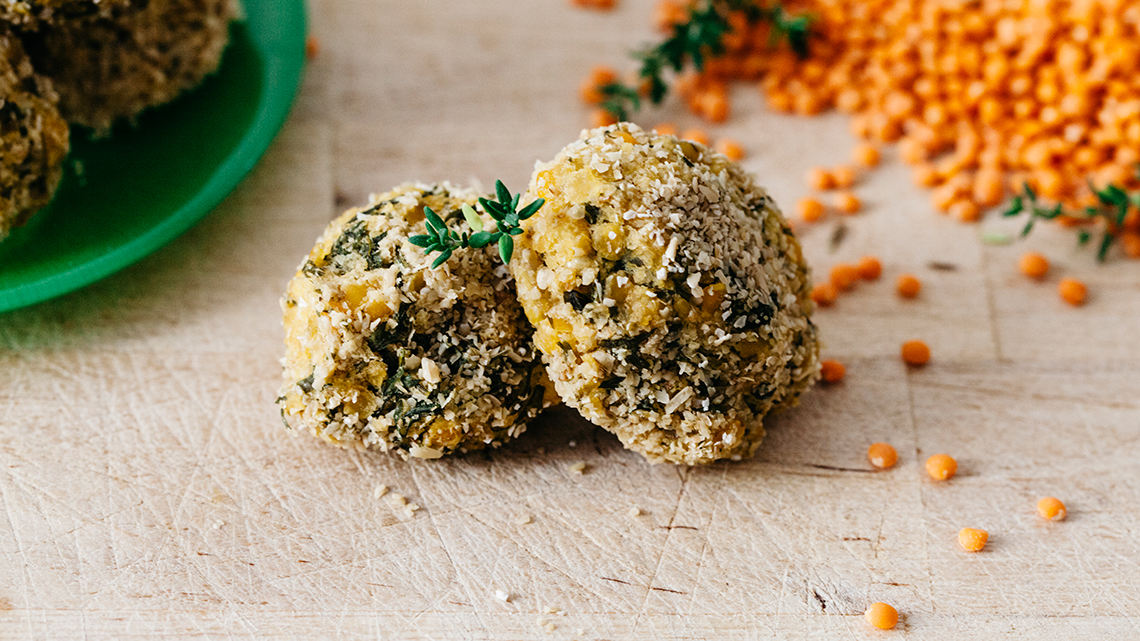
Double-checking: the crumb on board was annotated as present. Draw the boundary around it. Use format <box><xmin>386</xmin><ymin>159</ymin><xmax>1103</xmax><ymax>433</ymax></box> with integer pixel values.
<box><xmin>568</xmin><ymin>440</ymin><xmax>577</xmax><ymax>448</ymax></box>
<box><xmin>495</xmin><ymin>589</ymin><xmax>511</xmax><ymax>603</ymax></box>
<box><xmin>515</xmin><ymin>514</ymin><xmax>533</xmax><ymax>525</ymax></box>
<box><xmin>569</xmin><ymin>461</ymin><xmax>588</xmax><ymax>475</ymax></box>
<box><xmin>389</xmin><ymin>493</ymin><xmax>407</xmax><ymax>506</ymax></box>
<box><xmin>211</xmin><ymin>520</ymin><xmax>225</xmax><ymax>530</ymax></box>
<box><xmin>373</xmin><ymin>484</ymin><xmax>389</xmax><ymax>499</ymax></box>
<box><xmin>628</xmin><ymin>507</ymin><xmax>641</xmax><ymax>517</ymax></box>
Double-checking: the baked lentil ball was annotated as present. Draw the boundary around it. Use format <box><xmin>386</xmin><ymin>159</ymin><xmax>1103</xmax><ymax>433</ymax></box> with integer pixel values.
<box><xmin>513</xmin><ymin>123</ymin><xmax>820</xmax><ymax>465</ymax></box>
<box><xmin>0</xmin><ymin>0</ymin><xmax>127</xmax><ymax>29</ymax></box>
<box><xmin>0</xmin><ymin>25</ymin><xmax>68</xmax><ymax>242</ymax></box>
<box><xmin>280</xmin><ymin>183</ymin><xmax>558</xmax><ymax>459</ymax></box>
<box><xmin>21</xmin><ymin>0</ymin><xmax>235</xmax><ymax>132</ymax></box>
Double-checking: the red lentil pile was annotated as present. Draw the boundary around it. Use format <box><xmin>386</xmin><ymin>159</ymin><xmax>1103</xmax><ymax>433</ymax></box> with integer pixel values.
<box><xmin>596</xmin><ymin>0</ymin><xmax>1140</xmax><ymax>240</ymax></box>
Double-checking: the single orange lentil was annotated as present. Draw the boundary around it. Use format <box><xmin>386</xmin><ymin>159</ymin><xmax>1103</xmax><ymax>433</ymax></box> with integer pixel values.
<box><xmin>820</xmin><ymin>359</ymin><xmax>846</xmax><ymax>383</ymax></box>
<box><xmin>681</xmin><ymin>128</ymin><xmax>710</xmax><ymax>146</ymax></box>
<box><xmin>305</xmin><ymin>36</ymin><xmax>321</xmax><ymax>60</ymax></box>
<box><xmin>901</xmin><ymin>340</ymin><xmax>930</xmax><ymax>366</ymax></box>
<box><xmin>857</xmin><ymin>256</ymin><xmax>882</xmax><ymax>280</ymax></box>
<box><xmin>854</xmin><ymin>143</ymin><xmax>881</xmax><ymax>168</ymax></box>
<box><xmin>958</xmin><ymin>527</ymin><xmax>988</xmax><ymax>552</ymax></box>
<box><xmin>811</xmin><ymin>282</ymin><xmax>838</xmax><ymax>307</ymax></box>
<box><xmin>1019</xmin><ymin>252</ymin><xmax>1050</xmax><ymax>279</ymax></box>
<box><xmin>830</xmin><ymin>263</ymin><xmax>860</xmax><ymax>291</ymax></box>
<box><xmin>715</xmin><ymin>138</ymin><xmax>746</xmax><ymax>161</ymax></box>
<box><xmin>1058</xmin><ymin>278</ymin><xmax>1087</xmax><ymax>306</ymax></box>
<box><xmin>896</xmin><ymin>274</ymin><xmax>921</xmax><ymax>298</ymax></box>
<box><xmin>835</xmin><ymin>191</ymin><xmax>861</xmax><ymax>215</ymax></box>
<box><xmin>1121</xmin><ymin>233</ymin><xmax>1140</xmax><ymax>259</ymax></box>
<box><xmin>868</xmin><ymin>442</ymin><xmax>898</xmax><ymax>469</ymax></box>
<box><xmin>798</xmin><ymin>198</ymin><xmax>825</xmax><ymax>223</ymax></box>
<box><xmin>925</xmin><ymin>454</ymin><xmax>958</xmax><ymax>480</ymax></box>
<box><xmin>590</xmin><ymin>108</ymin><xmax>618</xmax><ymax>128</ymax></box>
<box><xmin>653</xmin><ymin>122</ymin><xmax>678</xmax><ymax>137</ymax></box>
<box><xmin>580</xmin><ymin>66</ymin><xmax>618</xmax><ymax>104</ymax></box>
<box><xmin>832</xmin><ymin>165</ymin><xmax>857</xmax><ymax>189</ymax></box>
<box><xmin>864</xmin><ymin>602</ymin><xmax>898</xmax><ymax>630</ymax></box>
<box><xmin>950</xmin><ymin>199</ymin><xmax>981</xmax><ymax>223</ymax></box>
<box><xmin>807</xmin><ymin>166</ymin><xmax>835</xmax><ymax>190</ymax></box>
<box><xmin>1037</xmin><ymin>497</ymin><xmax>1067</xmax><ymax>521</ymax></box>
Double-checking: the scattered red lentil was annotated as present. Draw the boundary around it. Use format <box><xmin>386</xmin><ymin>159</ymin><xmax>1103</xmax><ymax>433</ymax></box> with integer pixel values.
<box><xmin>580</xmin><ymin>65</ymin><xmax>618</xmax><ymax>105</ymax></box>
<box><xmin>958</xmin><ymin>528</ymin><xmax>988</xmax><ymax>552</ymax></box>
<box><xmin>901</xmin><ymin>340</ymin><xmax>930</xmax><ymax>366</ymax></box>
<box><xmin>1037</xmin><ymin>497</ymin><xmax>1067</xmax><ymax>521</ymax></box>
<box><xmin>834</xmin><ymin>191</ymin><xmax>861</xmax><ymax>215</ymax></box>
<box><xmin>829</xmin><ymin>263</ymin><xmax>860</xmax><ymax>291</ymax></box>
<box><xmin>305</xmin><ymin>37</ymin><xmax>320</xmax><ymax>60</ymax></box>
<box><xmin>865</xmin><ymin>602</ymin><xmax>898</xmax><ymax>630</ymax></box>
<box><xmin>820</xmin><ymin>359</ymin><xmax>846</xmax><ymax>383</ymax></box>
<box><xmin>853</xmin><ymin>143</ymin><xmax>880</xmax><ymax>168</ymax></box>
<box><xmin>807</xmin><ymin>166</ymin><xmax>835</xmax><ymax>191</ymax></box>
<box><xmin>682</xmin><ymin>128</ymin><xmax>711</xmax><ymax>146</ymax></box>
<box><xmin>1019</xmin><ymin>252</ymin><xmax>1050</xmax><ymax>279</ymax></box>
<box><xmin>868</xmin><ymin>442</ymin><xmax>898</xmax><ymax>469</ymax></box>
<box><xmin>811</xmin><ymin>282</ymin><xmax>838</xmax><ymax>307</ymax></box>
<box><xmin>925</xmin><ymin>454</ymin><xmax>957</xmax><ymax>481</ymax></box>
<box><xmin>896</xmin><ymin>274</ymin><xmax>921</xmax><ymax>298</ymax></box>
<box><xmin>798</xmin><ymin>197</ymin><xmax>825</xmax><ymax>223</ymax></box>
<box><xmin>1058</xmin><ymin>278</ymin><xmax>1087</xmax><ymax>306</ymax></box>
<box><xmin>715</xmin><ymin>138</ymin><xmax>746</xmax><ymax>161</ymax></box>
<box><xmin>856</xmin><ymin>255</ymin><xmax>882</xmax><ymax>280</ymax></box>
<box><xmin>832</xmin><ymin>165</ymin><xmax>857</xmax><ymax>189</ymax></box>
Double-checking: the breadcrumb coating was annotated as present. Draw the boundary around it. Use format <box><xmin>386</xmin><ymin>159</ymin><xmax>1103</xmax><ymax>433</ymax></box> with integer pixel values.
<box><xmin>280</xmin><ymin>183</ymin><xmax>557</xmax><ymax>459</ymax></box>
<box><xmin>0</xmin><ymin>26</ymin><xmax>68</xmax><ymax>242</ymax></box>
<box><xmin>22</xmin><ymin>0</ymin><xmax>235</xmax><ymax>132</ymax></box>
<box><xmin>513</xmin><ymin>123</ymin><xmax>820</xmax><ymax>464</ymax></box>
<box><xmin>0</xmin><ymin>0</ymin><xmax>126</xmax><ymax>29</ymax></box>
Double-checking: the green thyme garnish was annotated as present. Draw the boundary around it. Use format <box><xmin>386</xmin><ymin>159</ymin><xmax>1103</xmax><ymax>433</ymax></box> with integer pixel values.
<box><xmin>598</xmin><ymin>0</ymin><xmax>814</xmax><ymax>121</ymax></box>
<box><xmin>1003</xmin><ymin>166</ymin><xmax>1140</xmax><ymax>262</ymax></box>
<box><xmin>409</xmin><ymin>180</ymin><xmax>544</xmax><ymax>268</ymax></box>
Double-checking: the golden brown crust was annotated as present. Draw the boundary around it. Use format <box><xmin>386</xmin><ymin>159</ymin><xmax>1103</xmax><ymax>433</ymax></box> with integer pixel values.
<box><xmin>22</xmin><ymin>0</ymin><xmax>235</xmax><ymax>132</ymax></box>
<box><xmin>0</xmin><ymin>26</ymin><xmax>68</xmax><ymax>241</ymax></box>
<box><xmin>513</xmin><ymin>123</ymin><xmax>820</xmax><ymax>464</ymax></box>
<box><xmin>279</xmin><ymin>183</ymin><xmax>556</xmax><ymax>459</ymax></box>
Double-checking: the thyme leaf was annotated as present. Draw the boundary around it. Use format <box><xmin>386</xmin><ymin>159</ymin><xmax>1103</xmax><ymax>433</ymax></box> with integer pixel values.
<box><xmin>1002</xmin><ymin>166</ymin><xmax>1140</xmax><ymax>262</ymax></box>
<box><xmin>598</xmin><ymin>0</ymin><xmax>815</xmax><ymax>120</ymax></box>
<box><xmin>415</xmin><ymin>180</ymin><xmax>544</xmax><ymax>267</ymax></box>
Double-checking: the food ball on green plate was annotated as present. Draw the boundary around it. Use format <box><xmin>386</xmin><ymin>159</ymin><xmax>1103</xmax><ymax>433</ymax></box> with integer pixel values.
<box><xmin>279</xmin><ymin>183</ymin><xmax>557</xmax><ymax>459</ymax></box>
<box><xmin>512</xmin><ymin>123</ymin><xmax>820</xmax><ymax>465</ymax></box>
<box><xmin>0</xmin><ymin>25</ymin><xmax>68</xmax><ymax>242</ymax></box>
<box><xmin>0</xmin><ymin>0</ymin><xmax>126</xmax><ymax>29</ymax></box>
<box><xmin>21</xmin><ymin>0</ymin><xmax>235</xmax><ymax>132</ymax></box>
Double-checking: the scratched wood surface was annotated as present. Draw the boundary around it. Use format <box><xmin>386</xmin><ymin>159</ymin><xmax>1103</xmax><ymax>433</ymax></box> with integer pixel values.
<box><xmin>3</xmin><ymin>0</ymin><xmax>1140</xmax><ymax>638</ymax></box>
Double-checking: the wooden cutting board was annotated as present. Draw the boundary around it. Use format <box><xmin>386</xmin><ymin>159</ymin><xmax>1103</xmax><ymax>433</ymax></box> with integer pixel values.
<box><xmin>3</xmin><ymin>0</ymin><xmax>1140</xmax><ymax>638</ymax></box>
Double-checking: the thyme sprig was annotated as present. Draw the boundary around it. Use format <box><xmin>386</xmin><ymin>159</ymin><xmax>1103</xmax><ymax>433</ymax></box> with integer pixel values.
<box><xmin>1003</xmin><ymin>166</ymin><xmax>1140</xmax><ymax>262</ymax></box>
<box><xmin>409</xmin><ymin>181</ymin><xmax>544</xmax><ymax>268</ymax></box>
<box><xmin>598</xmin><ymin>0</ymin><xmax>814</xmax><ymax>121</ymax></box>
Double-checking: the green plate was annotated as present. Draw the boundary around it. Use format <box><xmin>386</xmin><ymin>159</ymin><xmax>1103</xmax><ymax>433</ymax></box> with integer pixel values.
<box><xmin>0</xmin><ymin>0</ymin><xmax>307</xmax><ymax>313</ymax></box>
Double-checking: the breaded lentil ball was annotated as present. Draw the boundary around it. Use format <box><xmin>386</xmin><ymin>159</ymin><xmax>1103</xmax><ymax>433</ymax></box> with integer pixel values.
<box><xmin>22</xmin><ymin>0</ymin><xmax>235</xmax><ymax>132</ymax></box>
<box><xmin>0</xmin><ymin>0</ymin><xmax>126</xmax><ymax>28</ymax></box>
<box><xmin>279</xmin><ymin>183</ymin><xmax>557</xmax><ymax>459</ymax></box>
<box><xmin>0</xmin><ymin>26</ymin><xmax>68</xmax><ymax>242</ymax></box>
<box><xmin>513</xmin><ymin>123</ymin><xmax>820</xmax><ymax>465</ymax></box>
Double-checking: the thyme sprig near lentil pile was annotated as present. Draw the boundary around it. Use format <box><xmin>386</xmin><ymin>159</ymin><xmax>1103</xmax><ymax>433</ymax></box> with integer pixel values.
<box><xmin>597</xmin><ymin>0</ymin><xmax>813</xmax><ymax>121</ymax></box>
<box><xmin>410</xmin><ymin>180</ymin><xmax>544</xmax><ymax>267</ymax></box>
<box><xmin>1004</xmin><ymin>167</ymin><xmax>1140</xmax><ymax>262</ymax></box>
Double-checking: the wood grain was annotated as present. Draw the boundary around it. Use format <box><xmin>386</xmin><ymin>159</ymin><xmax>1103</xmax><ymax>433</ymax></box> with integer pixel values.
<box><xmin>3</xmin><ymin>0</ymin><xmax>1140</xmax><ymax>638</ymax></box>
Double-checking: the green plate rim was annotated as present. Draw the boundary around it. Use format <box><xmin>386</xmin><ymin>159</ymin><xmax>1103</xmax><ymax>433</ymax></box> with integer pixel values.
<box><xmin>0</xmin><ymin>1</ymin><xmax>307</xmax><ymax>314</ymax></box>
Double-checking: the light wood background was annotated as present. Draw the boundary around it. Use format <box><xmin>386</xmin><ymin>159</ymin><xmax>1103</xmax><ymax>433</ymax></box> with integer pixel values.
<box><xmin>3</xmin><ymin>0</ymin><xmax>1140</xmax><ymax>638</ymax></box>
